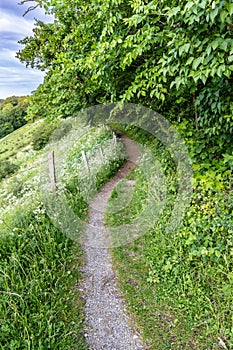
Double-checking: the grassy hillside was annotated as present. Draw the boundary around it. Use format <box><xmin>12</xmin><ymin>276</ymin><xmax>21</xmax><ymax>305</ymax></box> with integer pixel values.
<box><xmin>0</xmin><ymin>120</ymin><xmax>125</xmax><ymax>349</ymax></box>
<box><xmin>0</xmin><ymin>120</ymin><xmax>43</xmax><ymax>163</ymax></box>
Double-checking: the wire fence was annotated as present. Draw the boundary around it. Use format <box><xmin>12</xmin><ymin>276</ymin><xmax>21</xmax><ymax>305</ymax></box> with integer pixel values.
<box><xmin>1</xmin><ymin>131</ymin><xmax>121</xmax><ymax>185</ymax></box>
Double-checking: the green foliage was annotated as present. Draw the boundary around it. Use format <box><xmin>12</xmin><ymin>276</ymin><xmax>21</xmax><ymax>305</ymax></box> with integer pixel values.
<box><xmin>64</xmin><ymin>178</ymin><xmax>89</xmax><ymax>219</ymax></box>
<box><xmin>64</xmin><ymin>127</ymin><xmax>126</xmax><ymax>217</ymax></box>
<box><xmin>51</xmin><ymin>122</ymin><xmax>72</xmax><ymax>141</ymax></box>
<box><xmin>0</xmin><ymin>96</ymin><xmax>29</xmax><ymax>139</ymax></box>
<box><xmin>95</xmin><ymin>157</ymin><xmax>125</xmax><ymax>190</ymax></box>
<box><xmin>174</xmin><ymin>118</ymin><xmax>233</xmax><ymax>175</ymax></box>
<box><xmin>31</xmin><ymin>121</ymin><xmax>57</xmax><ymax>150</ymax></box>
<box><xmin>16</xmin><ymin>20</ymin><xmax>62</xmax><ymax>71</ymax></box>
<box><xmin>0</xmin><ymin>160</ymin><xmax>19</xmax><ymax>180</ymax></box>
<box><xmin>17</xmin><ymin>0</ymin><xmax>233</xmax><ymax>141</ymax></box>
<box><xmin>64</xmin><ymin>155</ymin><xmax>125</xmax><ymax>221</ymax></box>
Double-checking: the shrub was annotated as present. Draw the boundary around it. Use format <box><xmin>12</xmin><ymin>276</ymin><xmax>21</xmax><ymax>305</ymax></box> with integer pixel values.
<box><xmin>0</xmin><ymin>160</ymin><xmax>19</xmax><ymax>180</ymax></box>
<box><xmin>32</xmin><ymin>123</ymin><xmax>56</xmax><ymax>150</ymax></box>
<box><xmin>50</xmin><ymin>122</ymin><xmax>72</xmax><ymax>141</ymax></box>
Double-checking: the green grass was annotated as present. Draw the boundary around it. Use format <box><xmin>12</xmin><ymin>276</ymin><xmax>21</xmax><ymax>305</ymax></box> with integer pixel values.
<box><xmin>105</xmin><ymin>126</ymin><xmax>233</xmax><ymax>349</ymax></box>
<box><xmin>0</xmin><ymin>120</ymin><xmax>43</xmax><ymax>164</ymax></box>
<box><xmin>0</xmin><ymin>210</ymin><xmax>87</xmax><ymax>350</ymax></box>
<box><xmin>0</xmin><ymin>122</ymin><xmax>127</xmax><ymax>349</ymax></box>
<box><xmin>111</xmin><ymin>240</ymin><xmax>212</xmax><ymax>349</ymax></box>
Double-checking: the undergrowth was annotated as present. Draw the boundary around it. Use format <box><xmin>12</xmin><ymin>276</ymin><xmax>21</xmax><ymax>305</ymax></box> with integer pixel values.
<box><xmin>106</xmin><ymin>125</ymin><xmax>233</xmax><ymax>349</ymax></box>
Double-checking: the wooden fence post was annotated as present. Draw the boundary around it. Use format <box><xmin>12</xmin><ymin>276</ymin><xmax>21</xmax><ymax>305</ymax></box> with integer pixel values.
<box><xmin>48</xmin><ymin>151</ymin><xmax>57</xmax><ymax>192</ymax></box>
<box><xmin>81</xmin><ymin>150</ymin><xmax>90</xmax><ymax>173</ymax></box>
<box><xmin>113</xmin><ymin>132</ymin><xmax>117</xmax><ymax>152</ymax></box>
<box><xmin>99</xmin><ymin>145</ymin><xmax>105</xmax><ymax>162</ymax></box>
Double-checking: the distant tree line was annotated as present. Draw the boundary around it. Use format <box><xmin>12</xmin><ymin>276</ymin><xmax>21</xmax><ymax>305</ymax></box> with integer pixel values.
<box><xmin>0</xmin><ymin>96</ymin><xmax>29</xmax><ymax>139</ymax></box>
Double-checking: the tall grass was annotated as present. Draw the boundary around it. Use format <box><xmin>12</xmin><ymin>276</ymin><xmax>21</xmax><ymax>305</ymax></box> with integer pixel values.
<box><xmin>0</xmin><ymin>210</ymin><xmax>87</xmax><ymax>350</ymax></box>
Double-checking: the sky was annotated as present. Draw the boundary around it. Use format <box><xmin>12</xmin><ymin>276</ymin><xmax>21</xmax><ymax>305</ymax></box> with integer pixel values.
<box><xmin>0</xmin><ymin>0</ymin><xmax>53</xmax><ymax>99</ymax></box>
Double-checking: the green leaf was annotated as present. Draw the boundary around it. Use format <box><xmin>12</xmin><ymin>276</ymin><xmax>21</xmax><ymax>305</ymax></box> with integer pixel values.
<box><xmin>168</xmin><ymin>6</ymin><xmax>180</xmax><ymax>19</ymax></box>
<box><xmin>172</xmin><ymin>76</ymin><xmax>183</xmax><ymax>89</ymax></box>
<box><xmin>200</xmin><ymin>73</ymin><xmax>207</xmax><ymax>85</ymax></box>
<box><xmin>211</xmin><ymin>39</ymin><xmax>220</xmax><ymax>50</ymax></box>
<box><xmin>220</xmin><ymin>40</ymin><xmax>228</xmax><ymax>52</ymax></box>
<box><xmin>199</xmin><ymin>0</ymin><xmax>207</xmax><ymax>9</ymax></box>
<box><xmin>192</xmin><ymin>5</ymin><xmax>198</xmax><ymax>15</ymax></box>
<box><xmin>227</xmin><ymin>3</ymin><xmax>233</xmax><ymax>16</ymax></box>
<box><xmin>186</xmin><ymin>56</ymin><xmax>194</xmax><ymax>65</ymax></box>
<box><xmin>192</xmin><ymin>56</ymin><xmax>203</xmax><ymax>70</ymax></box>
<box><xmin>193</xmin><ymin>74</ymin><xmax>199</xmax><ymax>83</ymax></box>
<box><xmin>217</xmin><ymin>65</ymin><xmax>226</xmax><ymax>77</ymax></box>
<box><xmin>179</xmin><ymin>43</ymin><xmax>190</xmax><ymax>56</ymax></box>
<box><xmin>184</xmin><ymin>1</ymin><xmax>194</xmax><ymax>11</ymax></box>
<box><xmin>210</xmin><ymin>7</ymin><xmax>218</xmax><ymax>23</ymax></box>
<box><xmin>141</xmin><ymin>90</ymin><xmax>146</xmax><ymax>96</ymax></box>
<box><xmin>220</xmin><ymin>10</ymin><xmax>228</xmax><ymax>22</ymax></box>
<box><xmin>206</xmin><ymin>45</ymin><xmax>212</xmax><ymax>56</ymax></box>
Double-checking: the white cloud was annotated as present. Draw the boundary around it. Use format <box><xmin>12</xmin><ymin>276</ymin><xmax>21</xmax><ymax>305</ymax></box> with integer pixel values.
<box><xmin>0</xmin><ymin>10</ymin><xmax>35</xmax><ymax>36</ymax></box>
<box><xmin>0</xmin><ymin>48</ymin><xmax>18</xmax><ymax>62</ymax></box>
<box><xmin>0</xmin><ymin>66</ymin><xmax>43</xmax><ymax>83</ymax></box>
<box><xmin>0</xmin><ymin>4</ymin><xmax>54</xmax><ymax>99</ymax></box>
<box><xmin>0</xmin><ymin>49</ymin><xmax>44</xmax><ymax>98</ymax></box>
<box><xmin>0</xmin><ymin>63</ymin><xmax>44</xmax><ymax>98</ymax></box>
<box><xmin>0</xmin><ymin>72</ymin><xmax>44</xmax><ymax>98</ymax></box>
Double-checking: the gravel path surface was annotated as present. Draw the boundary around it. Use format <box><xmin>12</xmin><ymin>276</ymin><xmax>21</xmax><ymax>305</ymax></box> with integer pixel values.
<box><xmin>80</xmin><ymin>135</ymin><xmax>144</xmax><ymax>350</ymax></box>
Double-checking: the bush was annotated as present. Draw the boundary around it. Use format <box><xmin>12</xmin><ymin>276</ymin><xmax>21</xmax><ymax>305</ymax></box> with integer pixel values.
<box><xmin>0</xmin><ymin>160</ymin><xmax>19</xmax><ymax>180</ymax></box>
<box><xmin>50</xmin><ymin>122</ymin><xmax>72</xmax><ymax>141</ymax></box>
<box><xmin>32</xmin><ymin>123</ymin><xmax>56</xmax><ymax>150</ymax></box>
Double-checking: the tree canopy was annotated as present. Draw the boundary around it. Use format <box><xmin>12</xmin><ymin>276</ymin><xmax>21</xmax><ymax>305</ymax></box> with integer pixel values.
<box><xmin>17</xmin><ymin>0</ymin><xmax>233</xmax><ymax>142</ymax></box>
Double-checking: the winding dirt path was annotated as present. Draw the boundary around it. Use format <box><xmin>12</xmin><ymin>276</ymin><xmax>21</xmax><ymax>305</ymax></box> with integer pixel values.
<box><xmin>80</xmin><ymin>135</ymin><xmax>144</xmax><ymax>350</ymax></box>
